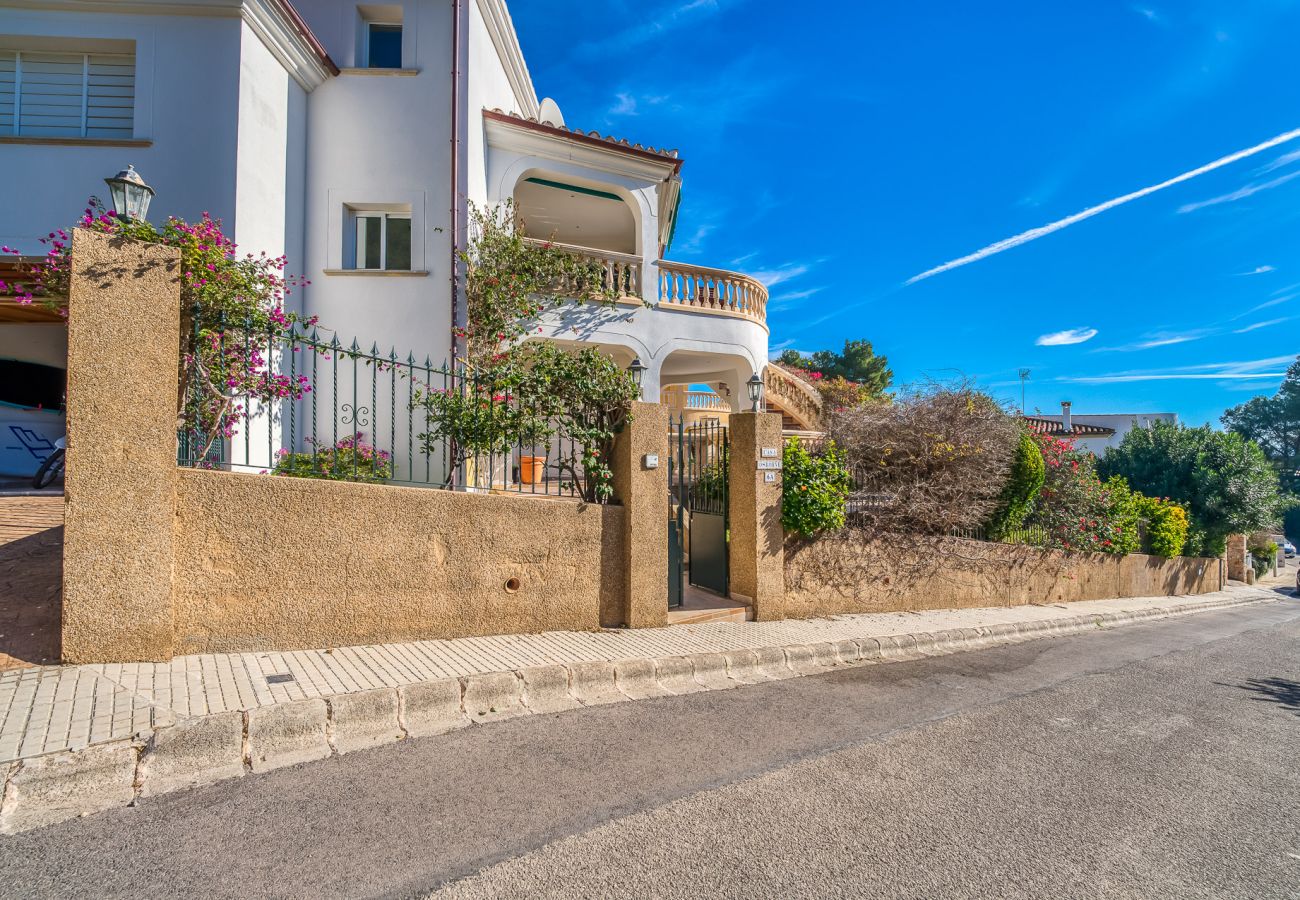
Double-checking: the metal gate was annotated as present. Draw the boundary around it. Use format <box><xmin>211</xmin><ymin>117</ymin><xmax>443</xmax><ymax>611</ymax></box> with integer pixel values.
<box><xmin>668</xmin><ymin>414</ymin><xmax>729</xmax><ymax>608</ymax></box>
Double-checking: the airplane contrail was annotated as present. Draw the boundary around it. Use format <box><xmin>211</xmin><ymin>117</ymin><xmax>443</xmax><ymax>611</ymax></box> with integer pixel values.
<box><xmin>906</xmin><ymin>126</ymin><xmax>1300</xmax><ymax>285</ymax></box>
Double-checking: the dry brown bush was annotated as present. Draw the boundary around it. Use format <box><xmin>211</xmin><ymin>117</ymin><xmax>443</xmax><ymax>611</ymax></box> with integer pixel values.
<box><xmin>828</xmin><ymin>381</ymin><xmax>1020</xmax><ymax>535</ymax></box>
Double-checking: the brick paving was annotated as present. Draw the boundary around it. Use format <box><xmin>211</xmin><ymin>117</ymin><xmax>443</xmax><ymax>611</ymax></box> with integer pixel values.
<box><xmin>0</xmin><ymin>584</ymin><xmax>1277</xmax><ymax>766</ymax></box>
<box><xmin>0</xmin><ymin>495</ymin><xmax>63</xmax><ymax>671</ymax></box>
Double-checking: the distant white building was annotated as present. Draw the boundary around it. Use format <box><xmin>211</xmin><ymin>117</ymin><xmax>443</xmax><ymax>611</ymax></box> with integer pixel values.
<box><xmin>0</xmin><ymin>0</ymin><xmax>801</xmax><ymax>476</ymax></box>
<box><xmin>1024</xmin><ymin>402</ymin><xmax>1178</xmax><ymax>457</ymax></box>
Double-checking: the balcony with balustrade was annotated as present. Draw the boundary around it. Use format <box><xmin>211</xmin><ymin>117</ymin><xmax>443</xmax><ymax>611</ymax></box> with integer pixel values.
<box><xmin>485</xmin><ymin>107</ymin><xmax>771</xmax><ymax>400</ymax></box>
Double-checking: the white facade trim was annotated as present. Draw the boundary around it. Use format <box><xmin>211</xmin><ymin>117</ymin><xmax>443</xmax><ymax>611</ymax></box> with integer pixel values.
<box><xmin>474</xmin><ymin>0</ymin><xmax>539</xmax><ymax>118</ymax></box>
<box><xmin>0</xmin><ymin>0</ymin><xmax>334</xmax><ymax>91</ymax></box>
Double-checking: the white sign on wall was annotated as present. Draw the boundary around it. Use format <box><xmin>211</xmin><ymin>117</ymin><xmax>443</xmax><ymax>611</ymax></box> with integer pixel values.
<box><xmin>761</xmin><ymin>447</ymin><xmax>779</xmax><ymax>458</ymax></box>
<box><xmin>757</xmin><ymin>460</ymin><xmax>782</xmax><ymax>471</ymax></box>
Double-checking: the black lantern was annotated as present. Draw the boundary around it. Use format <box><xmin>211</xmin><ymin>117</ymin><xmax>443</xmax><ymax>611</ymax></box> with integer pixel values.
<box><xmin>104</xmin><ymin>165</ymin><xmax>154</xmax><ymax>222</ymax></box>
<box><xmin>627</xmin><ymin>357</ymin><xmax>647</xmax><ymax>395</ymax></box>
<box><xmin>747</xmin><ymin>372</ymin><xmax>764</xmax><ymax>412</ymax></box>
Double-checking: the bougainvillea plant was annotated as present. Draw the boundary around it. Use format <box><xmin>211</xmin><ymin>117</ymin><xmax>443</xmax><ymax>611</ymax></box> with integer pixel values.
<box><xmin>3</xmin><ymin>198</ymin><xmax>315</xmax><ymax>464</ymax></box>
<box><xmin>417</xmin><ymin>201</ymin><xmax>639</xmax><ymax>502</ymax></box>
<box><xmin>273</xmin><ymin>432</ymin><xmax>394</xmax><ymax>484</ymax></box>
<box><xmin>1024</xmin><ymin>433</ymin><xmax>1140</xmax><ymax>555</ymax></box>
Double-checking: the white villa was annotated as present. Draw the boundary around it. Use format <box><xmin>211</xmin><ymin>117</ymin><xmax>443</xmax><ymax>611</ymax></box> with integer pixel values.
<box><xmin>1024</xmin><ymin>402</ymin><xmax>1178</xmax><ymax>457</ymax></box>
<box><xmin>0</xmin><ymin>0</ymin><xmax>817</xmax><ymax>476</ymax></box>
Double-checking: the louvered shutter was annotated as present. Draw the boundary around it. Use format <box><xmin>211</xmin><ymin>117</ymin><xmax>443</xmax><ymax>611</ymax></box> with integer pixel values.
<box><xmin>4</xmin><ymin>49</ymin><xmax>134</xmax><ymax>138</ymax></box>
<box><xmin>0</xmin><ymin>52</ymin><xmax>14</xmax><ymax>132</ymax></box>
<box><xmin>15</xmin><ymin>51</ymin><xmax>84</xmax><ymax>137</ymax></box>
<box><xmin>85</xmin><ymin>53</ymin><xmax>134</xmax><ymax>138</ymax></box>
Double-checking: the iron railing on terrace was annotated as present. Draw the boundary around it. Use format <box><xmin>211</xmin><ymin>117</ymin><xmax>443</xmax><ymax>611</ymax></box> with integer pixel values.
<box><xmin>177</xmin><ymin>321</ymin><xmax>598</xmax><ymax>501</ymax></box>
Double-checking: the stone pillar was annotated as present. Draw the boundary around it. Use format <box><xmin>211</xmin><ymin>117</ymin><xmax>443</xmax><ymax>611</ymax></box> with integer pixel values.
<box><xmin>728</xmin><ymin>411</ymin><xmax>785</xmax><ymax>620</ymax></box>
<box><xmin>62</xmin><ymin>230</ymin><xmax>182</xmax><ymax>662</ymax></box>
<box><xmin>610</xmin><ymin>401</ymin><xmax>669</xmax><ymax>628</ymax></box>
<box><xmin>1224</xmin><ymin>533</ymin><xmax>1247</xmax><ymax>583</ymax></box>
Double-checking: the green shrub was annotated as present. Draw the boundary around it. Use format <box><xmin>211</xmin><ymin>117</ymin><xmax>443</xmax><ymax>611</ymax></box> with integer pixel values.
<box><xmin>1248</xmin><ymin>542</ymin><xmax>1277</xmax><ymax>578</ymax></box>
<box><xmin>988</xmin><ymin>429</ymin><xmax>1045</xmax><ymax>539</ymax></box>
<box><xmin>782</xmin><ymin>438</ymin><xmax>852</xmax><ymax>538</ymax></box>
<box><xmin>1134</xmin><ymin>494</ymin><xmax>1189</xmax><ymax>557</ymax></box>
<box><xmin>274</xmin><ymin>433</ymin><xmax>394</xmax><ymax>484</ymax></box>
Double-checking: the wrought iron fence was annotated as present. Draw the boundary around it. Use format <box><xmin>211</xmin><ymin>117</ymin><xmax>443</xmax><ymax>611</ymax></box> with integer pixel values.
<box><xmin>668</xmin><ymin>414</ymin><xmax>729</xmax><ymax>516</ymax></box>
<box><xmin>177</xmin><ymin>318</ymin><xmax>593</xmax><ymax>500</ymax></box>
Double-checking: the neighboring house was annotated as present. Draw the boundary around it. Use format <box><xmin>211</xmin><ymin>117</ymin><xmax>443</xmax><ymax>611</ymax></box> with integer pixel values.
<box><xmin>1024</xmin><ymin>402</ymin><xmax>1178</xmax><ymax>457</ymax></box>
<box><xmin>1</xmin><ymin>0</ymin><xmax>808</xmax><ymax>476</ymax></box>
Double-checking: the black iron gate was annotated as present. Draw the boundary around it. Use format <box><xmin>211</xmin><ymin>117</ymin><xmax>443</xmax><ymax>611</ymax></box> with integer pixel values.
<box><xmin>668</xmin><ymin>414</ymin><xmax>729</xmax><ymax>608</ymax></box>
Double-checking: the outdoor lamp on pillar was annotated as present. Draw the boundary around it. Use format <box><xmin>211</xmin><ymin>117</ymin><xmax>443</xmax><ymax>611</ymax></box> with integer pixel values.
<box><xmin>628</xmin><ymin>357</ymin><xmax>647</xmax><ymax>398</ymax></box>
<box><xmin>747</xmin><ymin>372</ymin><xmax>764</xmax><ymax>412</ymax></box>
<box><xmin>104</xmin><ymin>165</ymin><xmax>154</xmax><ymax>223</ymax></box>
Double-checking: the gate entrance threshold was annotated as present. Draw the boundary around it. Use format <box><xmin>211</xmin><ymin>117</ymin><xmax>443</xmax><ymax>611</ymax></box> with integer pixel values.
<box><xmin>667</xmin><ymin>586</ymin><xmax>753</xmax><ymax>625</ymax></box>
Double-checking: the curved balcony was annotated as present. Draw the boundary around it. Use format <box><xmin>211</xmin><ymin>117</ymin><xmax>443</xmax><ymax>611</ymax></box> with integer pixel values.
<box><xmin>523</xmin><ymin>240</ymin><xmax>768</xmax><ymax>326</ymax></box>
<box><xmin>657</xmin><ymin>260</ymin><xmax>767</xmax><ymax>326</ymax></box>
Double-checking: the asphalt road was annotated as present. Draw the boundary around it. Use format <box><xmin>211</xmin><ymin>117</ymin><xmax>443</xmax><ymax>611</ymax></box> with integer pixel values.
<box><xmin>1</xmin><ymin>591</ymin><xmax>1298</xmax><ymax>899</ymax></box>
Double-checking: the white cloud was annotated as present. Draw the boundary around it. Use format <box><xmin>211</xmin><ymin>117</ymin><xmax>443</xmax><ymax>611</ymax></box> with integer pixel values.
<box><xmin>1234</xmin><ymin>265</ymin><xmax>1275</xmax><ymax>276</ymax></box>
<box><xmin>575</xmin><ymin>0</ymin><xmax>737</xmax><ymax>60</ymax></box>
<box><xmin>609</xmin><ymin>92</ymin><xmax>638</xmax><ymax>116</ymax></box>
<box><xmin>1059</xmin><ymin>355</ymin><xmax>1292</xmax><ymax>384</ymax></box>
<box><xmin>1256</xmin><ymin>147</ymin><xmax>1300</xmax><ymax>174</ymax></box>
<box><xmin>1035</xmin><ymin>327</ymin><xmax>1098</xmax><ymax>346</ymax></box>
<box><xmin>749</xmin><ymin>262</ymin><xmax>810</xmax><ymax>288</ymax></box>
<box><xmin>1133</xmin><ymin>6</ymin><xmax>1162</xmax><ymax>23</ymax></box>
<box><xmin>1233</xmin><ymin>317</ymin><xmax>1292</xmax><ymax>334</ymax></box>
<box><xmin>1100</xmin><ymin>329</ymin><xmax>1211</xmax><ymax>352</ymax></box>
<box><xmin>1178</xmin><ymin>170</ymin><xmax>1300</xmax><ymax>214</ymax></box>
<box><xmin>905</xmin><ymin>126</ymin><xmax>1300</xmax><ymax>285</ymax></box>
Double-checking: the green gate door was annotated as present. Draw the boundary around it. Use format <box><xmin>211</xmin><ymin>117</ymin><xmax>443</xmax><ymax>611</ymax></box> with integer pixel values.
<box><xmin>668</xmin><ymin>414</ymin><xmax>729</xmax><ymax>608</ymax></box>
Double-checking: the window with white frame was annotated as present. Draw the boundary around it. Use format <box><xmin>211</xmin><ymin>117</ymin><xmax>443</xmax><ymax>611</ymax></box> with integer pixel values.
<box><xmin>0</xmin><ymin>46</ymin><xmax>135</xmax><ymax>138</ymax></box>
<box><xmin>351</xmin><ymin>209</ymin><xmax>411</xmax><ymax>270</ymax></box>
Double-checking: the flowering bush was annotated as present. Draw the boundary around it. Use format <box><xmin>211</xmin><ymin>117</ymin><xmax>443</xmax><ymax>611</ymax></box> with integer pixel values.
<box><xmin>273</xmin><ymin>433</ymin><xmax>393</xmax><ymax>483</ymax></box>
<box><xmin>4</xmin><ymin>198</ymin><xmax>315</xmax><ymax>463</ymax></box>
<box><xmin>782</xmin><ymin>438</ymin><xmax>853</xmax><ymax>538</ymax></box>
<box><xmin>418</xmin><ymin>204</ymin><xmax>638</xmax><ymax>502</ymax></box>
<box><xmin>1025</xmin><ymin>433</ymin><xmax>1139</xmax><ymax>554</ymax></box>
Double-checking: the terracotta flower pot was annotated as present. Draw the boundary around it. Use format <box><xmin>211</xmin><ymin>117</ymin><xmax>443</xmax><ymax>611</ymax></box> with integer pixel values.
<box><xmin>520</xmin><ymin>454</ymin><xmax>547</xmax><ymax>485</ymax></box>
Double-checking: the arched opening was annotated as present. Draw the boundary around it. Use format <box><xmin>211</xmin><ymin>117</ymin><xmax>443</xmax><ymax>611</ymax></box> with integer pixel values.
<box><xmin>513</xmin><ymin>175</ymin><xmax>638</xmax><ymax>254</ymax></box>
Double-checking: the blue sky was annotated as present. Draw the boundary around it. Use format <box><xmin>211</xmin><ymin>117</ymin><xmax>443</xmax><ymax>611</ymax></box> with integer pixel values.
<box><xmin>510</xmin><ymin>1</ymin><xmax>1300</xmax><ymax>426</ymax></box>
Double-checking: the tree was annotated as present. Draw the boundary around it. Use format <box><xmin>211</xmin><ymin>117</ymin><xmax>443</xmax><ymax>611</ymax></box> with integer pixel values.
<box><xmin>1222</xmin><ymin>356</ymin><xmax>1300</xmax><ymax>493</ymax></box>
<box><xmin>778</xmin><ymin>339</ymin><xmax>892</xmax><ymax>400</ymax></box>
<box><xmin>986</xmin><ymin>429</ymin><xmax>1045</xmax><ymax>540</ymax></box>
<box><xmin>1097</xmin><ymin>421</ymin><xmax>1286</xmax><ymax>556</ymax></box>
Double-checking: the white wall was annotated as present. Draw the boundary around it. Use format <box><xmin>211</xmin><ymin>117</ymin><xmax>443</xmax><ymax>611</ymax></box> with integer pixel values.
<box><xmin>467</xmin><ymin>0</ymin><xmax>524</xmax><ymax>205</ymax></box>
<box><xmin>0</xmin><ymin>324</ymin><xmax>66</xmax><ymax>368</ymax></box>
<box><xmin>0</xmin><ymin>10</ymin><xmax>242</xmax><ymax>253</ymax></box>
<box><xmin>297</xmin><ymin>0</ymin><xmax>454</xmax><ymax>364</ymax></box>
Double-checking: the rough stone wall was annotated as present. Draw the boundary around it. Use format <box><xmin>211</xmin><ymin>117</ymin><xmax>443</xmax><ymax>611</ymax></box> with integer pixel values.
<box><xmin>171</xmin><ymin>469</ymin><xmax>624</xmax><ymax>654</ymax></box>
<box><xmin>62</xmin><ymin>231</ymin><xmax>182</xmax><ymax>663</ymax></box>
<box><xmin>610</xmin><ymin>402</ymin><xmax>669</xmax><ymax>628</ymax></box>
<box><xmin>783</xmin><ymin>534</ymin><xmax>1220</xmax><ymax>619</ymax></box>
<box><xmin>729</xmin><ymin>412</ymin><xmax>786</xmax><ymax>619</ymax></box>
<box><xmin>1225</xmin><ymin>534</ymin><xmax>1248</xmax><ymax>582</ymax></box>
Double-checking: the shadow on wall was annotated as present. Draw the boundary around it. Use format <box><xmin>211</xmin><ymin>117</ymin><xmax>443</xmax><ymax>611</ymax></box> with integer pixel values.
<box><xmin>1238</xmin><ymin>677</ymin><xmax>1300</xmax><ymax>716</ymax></box>
<box><xmin>0</xmin><ymin>524</ymin><xmax>63</xmax><ymax>669</ymax></box>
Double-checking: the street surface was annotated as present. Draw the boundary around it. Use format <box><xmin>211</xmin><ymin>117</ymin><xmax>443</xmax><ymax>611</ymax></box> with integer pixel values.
<box><xmin>0</xmin><ymin>588</ymin><xmax>1296</xmax><ymax>899</ymax></box>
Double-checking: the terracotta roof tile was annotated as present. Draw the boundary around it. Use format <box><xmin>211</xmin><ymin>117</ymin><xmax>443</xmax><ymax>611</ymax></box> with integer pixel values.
<box><xmin>483</xmin><ymin>108</ymin><xmax>682</xmax><ymax>164</ymax></box>
<box><xmin>1022</xmin><ymin>415</ymin><xmax>1115</xmax><ymax>438</ymax></box>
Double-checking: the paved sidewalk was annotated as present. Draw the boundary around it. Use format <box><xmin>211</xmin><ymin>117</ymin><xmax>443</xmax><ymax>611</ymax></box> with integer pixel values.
<box><xmin>0</xmin><ymin>584</ymin><xmax>1281</xmax><ymax>765</ymax></box>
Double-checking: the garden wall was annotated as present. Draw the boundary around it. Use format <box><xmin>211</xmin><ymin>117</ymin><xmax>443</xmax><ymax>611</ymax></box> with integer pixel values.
<box><xmin>170</xmin><ymin>469</ymin><xmax>625</xmax><ymax>654</ymax></box>
<box><xmin>782</xmin><ymin>533</ymin><xmax>1220</xmax><ymax>619</ymax></box>
<box><xmin>60</xmin><ymin>231</ymin><xmax>663</xmax><ymax>663</ymax></box>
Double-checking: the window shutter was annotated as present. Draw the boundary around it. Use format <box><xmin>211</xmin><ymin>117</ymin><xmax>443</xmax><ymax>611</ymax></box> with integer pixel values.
<box><xmin>3</xmin><ymin>49</ymin><xmax>134</xmax><ymax>138</ymax></box>
<box><xmin>86</xmin><ymin>53</ymin><xmax>134</xmax><ymax>138</ymax></box>
<box><xmin>0</xmin><ymin>52</ymin><xmax>14</xmax><ymax>133</ymax></box>
<box><xmin>15</xmin><ymin>51</ymin><xmax>85</xmax><ymax>137</ymax></box>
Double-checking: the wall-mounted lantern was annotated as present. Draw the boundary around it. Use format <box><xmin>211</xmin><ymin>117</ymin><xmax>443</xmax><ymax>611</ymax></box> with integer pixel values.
<box><xmin>104</xmin><ymin>165</ymin><xmax>154</xmax><ymax>223</ymax></box>
<box><xmin>747</xmin><ymin>372</ymin><xmax>764</xmax><ymax>412</ymax></box>
<box><xmin>627</xmin><ymin>357</ymin><xmax>647</xmax><ymax>398</ymax></box>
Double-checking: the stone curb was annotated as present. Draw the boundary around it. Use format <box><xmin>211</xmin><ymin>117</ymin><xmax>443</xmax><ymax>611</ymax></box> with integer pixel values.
<box><xmin>0</xmin><ymin>591</ymin><xmax>1275</xmax><ymax>834</ymax></box>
